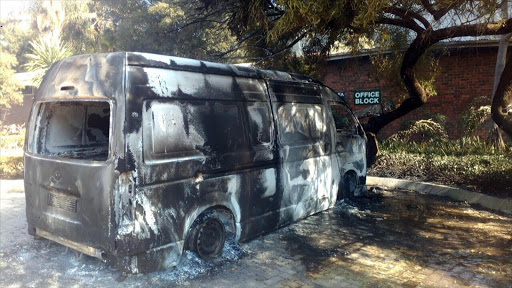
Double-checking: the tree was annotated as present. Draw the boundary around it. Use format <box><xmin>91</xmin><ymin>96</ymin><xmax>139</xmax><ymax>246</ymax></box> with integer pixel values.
<box><xmin>492</xmin><ymin>49</ymin><xmax>512</xmax><ymax>137</ymax></box>
<box><xmin>0</xmin><ymin>49</ymin><xmax>24</xmax><ymax>109</ymax></box>
<box><xmin>0</xmin><ymin>19</ymin><xmax>37</xmax><ymax>68</ymax></box>
<box><xmin>195</xmin><ymin>0</ymin><xmax>512</xmax><ymax>162</ymax></box>
<box><xmin>99</xmin><ymin>0</ymin><xmax>239</xmax><ymax>61</ymax></box>
<box><xmin>60</xmin><ymin>0</ymin><xmax>109</xmax><ymax>54</ymax></box>
<box><xmin>30</xmin><ymin>0</ymin><xmax>65</xmax><ymax>38</ymax></box>
<box><xmin>0</xmin><ymin>20</ymin><xmax>24</xmax><ymax>109</ymax></box>
<box><xmin>23</xmin><ymin>35</ymin><xmax>73</xmax><ymax>87</ymax></box>
<box><xmin>490</xmin><ymin>0</ymin><xmax>510</xmax><ymax>148</ymax></box>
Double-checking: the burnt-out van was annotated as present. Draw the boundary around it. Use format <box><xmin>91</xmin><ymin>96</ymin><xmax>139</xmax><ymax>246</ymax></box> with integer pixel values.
<box><xmin>24</xmin><ymin>52</ymin><xmax>366</xmax><ymax>273</ymax></box>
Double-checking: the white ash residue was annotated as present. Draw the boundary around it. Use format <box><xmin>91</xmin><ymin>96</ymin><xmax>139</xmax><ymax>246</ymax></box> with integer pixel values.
<box><xmin>334</xmin><ymin>200</ymin><xmax>370</xmax><ymax>218</ymax></box>
<box><xmin>153</xmin><ymin>251</ymin><xmax>212</xmax><ymax>283</ymax></box>
<box><xmin>152</xmin><ymin>239</ymin><xmax>245</xmax><ymax>284</ymax></box>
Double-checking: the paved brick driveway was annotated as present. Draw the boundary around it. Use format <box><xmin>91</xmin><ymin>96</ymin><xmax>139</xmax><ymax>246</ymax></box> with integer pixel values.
<box><xmin>1</xmin><ymin>181</ymin><xmax>511</xmax><ymax>287</ymax></box>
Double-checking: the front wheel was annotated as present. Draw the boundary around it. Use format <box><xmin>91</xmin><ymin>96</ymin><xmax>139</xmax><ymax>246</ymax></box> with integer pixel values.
<box><xmin>339</xmin><ymin>172</ymin><xmax>357</xmax><ymax>200</ymax></box>
<box><xmin>189</xmin><ymin>213</ymin><xmax>226</xmax><ymax>260</ymax></box>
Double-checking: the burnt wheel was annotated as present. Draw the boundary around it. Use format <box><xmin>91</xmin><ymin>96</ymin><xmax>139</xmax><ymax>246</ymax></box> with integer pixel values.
<box><xmin>194</xmin><ymin>216</ymin><xmax>225</xmax><ymax>260</ymax></box>
<box><xmin>339</xmin><ymin>171</ymin><xmax>357</xmax><ymax>200</ymax></box>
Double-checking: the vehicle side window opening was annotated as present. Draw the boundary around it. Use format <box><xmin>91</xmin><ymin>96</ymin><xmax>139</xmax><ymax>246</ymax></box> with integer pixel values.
<box><xmin>277</xmin><ymin>103</ymin><xmax>324</xmax><ymax>145</ymax></box>
<box><xmin>331</xmin><ymin>104</ymin><xmax>356</xmax><ymax>134</ymax></box>
<box><xmin>144</xmin><ymin>100</ymin><xmax>246</xmax><ymax>161</ymax></box>
<box><xmin>32</xmin><ymin>101</ymin><xmax>111</xmax><ymax>161</ymax></box>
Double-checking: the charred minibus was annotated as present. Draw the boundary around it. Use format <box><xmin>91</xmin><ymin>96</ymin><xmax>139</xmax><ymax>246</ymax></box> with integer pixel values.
<box><xmin>24</xmin><ymin>52</ymin><xmax>366</xmax><ymax>273</ymax></box>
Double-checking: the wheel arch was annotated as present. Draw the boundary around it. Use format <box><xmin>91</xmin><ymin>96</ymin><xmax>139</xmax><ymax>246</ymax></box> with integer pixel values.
<box><xmin>181</xmin><ymin>193</ymin><xmax>241</xmax><ymax>247</ymax></box>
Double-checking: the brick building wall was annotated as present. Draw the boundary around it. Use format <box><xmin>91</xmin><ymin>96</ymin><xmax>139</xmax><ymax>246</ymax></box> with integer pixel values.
<box><xmin>322</xmin><ymin>45</ymin><xmax>500</xmax><ymax>140</ymax></box>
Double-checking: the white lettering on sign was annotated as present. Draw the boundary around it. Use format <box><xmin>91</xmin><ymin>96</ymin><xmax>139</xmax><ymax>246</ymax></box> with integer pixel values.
<box><xmin>353</xmin><ymin>90</ymin><xmax>381</xmax><ymax>105</ymax></box>
<box><xmin>354</xmin><ymin>91</ymin><xmax>380</xmax><ymax>98</ymax></box>
<box><xmin>355</xmin><ymin>98</ymin><xmax>380</xmax><ymax>104</ymax></box>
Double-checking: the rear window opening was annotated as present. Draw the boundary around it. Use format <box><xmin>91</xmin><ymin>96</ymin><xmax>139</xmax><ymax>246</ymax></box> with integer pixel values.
<box><xmin>33</xmin><ymin>101</ymin><xmax>111</xmax><ymax>161</ymax></box>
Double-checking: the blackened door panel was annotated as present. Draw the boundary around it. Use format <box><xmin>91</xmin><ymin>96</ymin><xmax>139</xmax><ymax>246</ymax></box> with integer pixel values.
<box><xmin>267</xmin><ymin>81</ymin><xmax>334</xmax><ymax>225</ymax></box>
<box><xmin>126</xmin><ymin>66</ymin><xmax>279</xmax><ymax>244</ymax></box>
<box><xmin>24</xmin><ymin>156</ymin><xmax>116</xmax><ymax>251</ymax></box>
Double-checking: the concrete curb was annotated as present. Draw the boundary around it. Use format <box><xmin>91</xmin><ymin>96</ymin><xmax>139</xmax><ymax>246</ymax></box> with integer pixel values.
<box><xmin>367</xmin><ymin>176</ymin><xmax>512</xmax><ymax>215</ymax></box>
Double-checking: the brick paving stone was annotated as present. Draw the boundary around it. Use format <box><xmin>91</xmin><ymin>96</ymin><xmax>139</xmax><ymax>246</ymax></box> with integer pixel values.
<box><xmin>312</xmin><ymin>278</ymin><xmax>334</xmax><ymax>287</ymax></box>
<box><xmin>286</xmin><ymin>280</ymin><xmax>302</xmax><ymax>288</ymax></box>
<box><xmin>277</xmin><ymin>266</ymin><xmax>297</xmax><ymax>276</ymax></box>
<box><xmin>242</xmin><ymin>279</ymin><xmax>268</xmax><ymax>288</ymax></box>
<box><xmin>252</xmin><ymin>271</ymin><xmax>269</xmax><ymax>282</ymax></box>
<box><xmin>263</xmin><ymin>275</ymin><xmax>285</xmax><ymax>286</ymax></box>
<box><xmin>1</xmin><ymin>186</ymin><xmax>511</xmax><ymax>288</ymax></box>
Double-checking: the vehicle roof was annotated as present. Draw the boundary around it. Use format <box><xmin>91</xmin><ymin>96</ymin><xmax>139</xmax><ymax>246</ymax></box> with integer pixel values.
<box><xmin>126</xmin><ymin>52</ymin><xmax>319</xmax><ymax>84</ymax></box>
<box><xmin>35</xmin><ymin>52</ymin><xmax>325</xmax><ymax>101</ymax></box>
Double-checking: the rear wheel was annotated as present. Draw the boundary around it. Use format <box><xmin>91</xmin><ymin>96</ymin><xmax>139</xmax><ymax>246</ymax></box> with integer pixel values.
<box><xmin>189</xmin><ymin>212</ymin><xmax>226</xmax><ymax>260</ymax></box>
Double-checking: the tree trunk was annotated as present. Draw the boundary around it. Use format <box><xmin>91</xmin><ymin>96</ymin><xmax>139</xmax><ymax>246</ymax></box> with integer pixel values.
<box><xmin>489</xmin><ymin>1</ymin><xmax>510</xmax><ymax>149</ymax></box>
<box><xmin>491</xmin><ymin>57</ymin><xmax>512</xmax><ymax>138</ymax></box>
<box><xmin>365</xmin><ymin>132</ymin><xmax>379</xmax><ymax>166</ymax></box>
<box><xmin>363</xmin><ymin>34</ymin><xmax>433</xmax><ymax>166</ymax></box>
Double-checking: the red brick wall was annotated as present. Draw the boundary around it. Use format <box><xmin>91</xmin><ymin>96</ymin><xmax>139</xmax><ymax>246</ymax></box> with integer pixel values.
<box><xmin>322</xmin><ymin>47</ymin><xmax>499</xmax><ymax>139</ymax></box>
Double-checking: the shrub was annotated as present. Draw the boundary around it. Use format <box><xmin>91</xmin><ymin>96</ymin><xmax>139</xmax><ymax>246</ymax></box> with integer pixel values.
<box><xmin>459</xmin><ymin>96</ymin><xmax>491</xmax><ymax>137</ymax></box>
<box><xmin>0</xmin><ymin>134</ymin><xmax>25</xmax><ymax>150</ymax></box>
<box><xmin>0</xmin><ymin>156</ymin><xmax>23</xmax><ymax>179</ymax></box>
<box><xmin>1</xmin><ymin>124</ymin><xmax>25</xmax><ymax>151</ymax></box>
<box><xmin>381</xmin><ymin>137</ymin><xmax>511</xmax><ymax>156</ymax></box>
<box><xmin>370</xmin><ymin>151</ymin><xmax>512</xmax><ymax>197</ymax></box>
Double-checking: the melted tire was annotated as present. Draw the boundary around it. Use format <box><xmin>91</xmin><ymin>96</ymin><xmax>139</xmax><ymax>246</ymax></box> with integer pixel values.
<box><xmin>340</xmin><ymin>172</ymin><xmax>357</xmax><ymax>200</ymax></box>
<box><xmin>191</xmin><ymin>214</ymin><xmax>226</xmax><ymax>260</ymax></box>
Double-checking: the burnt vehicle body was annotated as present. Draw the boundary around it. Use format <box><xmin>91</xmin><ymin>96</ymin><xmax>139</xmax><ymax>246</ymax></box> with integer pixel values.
<box><xmin>24</xmin><ymin>52</ymin><xmax>366</xmax><ymax>273</ymax></box>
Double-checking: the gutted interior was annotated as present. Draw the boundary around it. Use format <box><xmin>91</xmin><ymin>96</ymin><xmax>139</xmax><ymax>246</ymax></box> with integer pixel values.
<box><xmin>30</xmin><ymin>101</ymin><xmax>111</xmax><ymax>161</ymax></box>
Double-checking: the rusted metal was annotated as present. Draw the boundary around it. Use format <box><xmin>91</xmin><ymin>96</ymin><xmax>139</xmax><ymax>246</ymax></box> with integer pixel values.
<box><xmin>36</xmin><ymin>228</ymin><xmax>105</xmax><ymax>260</ymax></box>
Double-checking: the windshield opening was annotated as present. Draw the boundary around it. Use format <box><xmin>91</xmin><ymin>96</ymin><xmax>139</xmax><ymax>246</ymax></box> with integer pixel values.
<box><xmin>33</xmin><ymin>101</ymin><xmax>111</xmax><ymax>161</ymax></box>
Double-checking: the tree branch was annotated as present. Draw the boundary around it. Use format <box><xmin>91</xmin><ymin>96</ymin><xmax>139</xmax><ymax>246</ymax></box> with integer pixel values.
<box><xmin>420</xmin><ymin>0</ymin><xmax>463</xmax><ymax>21</ymax></box>
<box><xmin>366</xmin><ymin>13</ymin><xmax>512</xmax><ymax>135</ymax></box>
<box><xmin>376</xmin><ymin>17</ymin><xmax>424</xmax><ymax>34</ymax></box>
<box><xmin>433</xmin><ymin>18</ymin><xmax>512</xmax><ymax>40</ymax></box>
<box><xmin>215</xmin><ymin>30</ymin><xmax>266</xmax><ymax>58</ymax></box>
<box><xmin>383</xmin><ymin>6</ymin><xmax>431</xmax><ymax>30</ymax></box>
<box><xmin>364</xmin><ymin>34</ymin><xmax>431</xmax><ymax>133</ymax></box>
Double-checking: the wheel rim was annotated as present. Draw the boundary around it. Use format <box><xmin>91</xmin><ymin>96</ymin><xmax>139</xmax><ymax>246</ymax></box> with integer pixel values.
<box><xmin>196</xmin><ymin>218</ymin><xmax>225</xmax><ymax>259</ymax></box>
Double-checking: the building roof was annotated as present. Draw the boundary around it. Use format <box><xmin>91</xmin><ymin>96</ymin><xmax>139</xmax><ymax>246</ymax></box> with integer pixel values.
<box><xmin>327</xmin><ymin>39</ymin><xmax>507</xmax><ymax>61</ymax></box>
<box><xmin>13</xmin><ymin>71</ymin><xmax>39</xmax><ymax>86</ymax></box>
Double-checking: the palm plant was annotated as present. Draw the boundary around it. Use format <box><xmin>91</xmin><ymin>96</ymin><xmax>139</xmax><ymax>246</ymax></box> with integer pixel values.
<box><xmin>23</xmin><ymin>35</ymin><xmax>73</xmax><ymax>87</ymax></box>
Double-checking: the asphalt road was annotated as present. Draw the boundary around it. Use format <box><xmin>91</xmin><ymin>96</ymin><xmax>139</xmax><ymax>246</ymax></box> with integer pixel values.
<box><xmin>1</xmin><ymin>180</ymin><xmax>511</xmax><ymax>288</ymax></box>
